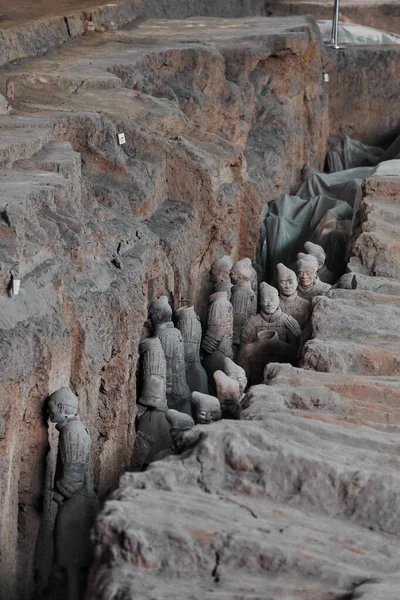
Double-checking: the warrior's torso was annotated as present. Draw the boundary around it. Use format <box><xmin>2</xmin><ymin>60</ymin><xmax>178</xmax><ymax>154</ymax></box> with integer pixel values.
<box><xmin>157</xmin><ymin>322</ymin><xmax>190</xmax><ymax>404</ymax></box>
<box><xmin>202</xmin><ymin>293</ymin><xmax>233</xmax><ymax>357</ymax></box>
<box><xmin>231</xmin><ymin>284</ymin><xmax>257</xmax><ymax>344</ymax></box>
<box><xmin>279</xmin><ymin>293</ymin><xmax>311</xmax><ymax>329</ymax></box>
<box><xmin>241</xmin><ymin>309</ymin><xmax>301</xmax><ymax>346</ymax></box>
<box><xmin>55</xmin><ymin>417</ymin><xmax>91</xmax><ymax>499</ymax></box>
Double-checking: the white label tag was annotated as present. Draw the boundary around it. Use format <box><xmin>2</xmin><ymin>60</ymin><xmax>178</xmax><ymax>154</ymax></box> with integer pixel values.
<box><xmin>117</xmin><ymin>133</ymin><xmax>126</xmax><ymax>145</ymax></box>
<box><xmin>323</xmin><ymin>73</ymin><xmax>330</xmax><ymax>83</ymax></box>
<box><xmin>12</xmin><ymin>279</ymin><xmax>20</xmax><ymax>295</ymax></box>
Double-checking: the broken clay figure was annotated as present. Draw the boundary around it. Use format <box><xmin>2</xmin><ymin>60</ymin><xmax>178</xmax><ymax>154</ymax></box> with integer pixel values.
<box><xmin>136</xmin><ymin>336</ymin><xmax>171</xmax><ymax>464</ymax></box>
<box><xmin>296</xmin><ymin>253</ymin><xmax>331</xmax><ymax>300</ymax></box>
<box><xmin>149</xmin><ymin>296</ymin><xmax>191</xmax><ymax>415</ymax></box>
<box><xmin>191</xmin><ymin>391</ymin><xmax>222</xmax><ymax>424</ymax></box>
<box><xmin>175</xmin><ymin>305</ymin><xmax>208</xmax><ymax>395</ymax></box>
<box><xmin>214</xmin><ymin>370</ymin><xmax>241</xmax><ymax>420</ymax></box>
<box><xmin>47</xmin><ymin>388</ymin><xmax>99</xmax><ymax>600</ymax></box>
<box><xmin>166</xmin><ymin>409</ymin><xmax>195</xmax><ymax>453</ymax></box>
<box><xmin>241</xmin><ymin>282</ymin><xmax>301</xmax><ymax>348</ymax></box>
<box><xmin>237</xmin><ymin>330</ymin><xmax>296</xmax><ymax>386</ymax></box>
<box><xmin>230</xmin><ymin>258</ymin><xmax>257</xmax><ymax>351</ymax></box>
<box><xmin>276</xmin><ymin>262</ymin><xmax>311</xmax><ymax>329</ymax></box>
<box><xmin>222</xmin><ymin>356</ymin><xmax>247</xmax><ymax>398</ymax></box>
<box><xmin>202</xmin><ymin>290</ymin><xmax>234</xmax><ymax>358</ymax></box>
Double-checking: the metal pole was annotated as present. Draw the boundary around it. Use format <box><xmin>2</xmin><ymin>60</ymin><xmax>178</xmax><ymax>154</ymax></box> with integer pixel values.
<box><xmin>328</xmin><ymin>0</ymin><xmax>343</xmax><ymax>49</ymax></box>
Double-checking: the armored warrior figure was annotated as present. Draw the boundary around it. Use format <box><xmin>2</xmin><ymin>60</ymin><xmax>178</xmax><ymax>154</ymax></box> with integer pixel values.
<box><xmin>202</xmin><ymin>291</ymin><xmax>234</xmax><ymax>358</ymax></box>
<box><xmin>214</xmin><ymin>370</ymin><xmax>241</xmax><ymax>420</ymax></box>
<box><xmin>47</xmin><ymin>388</ymin><xmax>99</xmax><ymax>600</ymax></box>
<box><xmin>191</xmin><ymin>391</ymin><xmax>222</xmax><ymax>424</ymax></box>
<box><xmin>230</xmin><ymin>258</ymin><xmax>257</xmax><ymax>351</ymax></box>
<box><xmin>276</xmin><ymin>263</ymin><xmax>311</xmax><ymax>329</ymax></box>
<box><xmin>297</xmin><ymin>253</ymin><xmax>331</xmax><ymax>299</ymax></box>
<box><xmin>166</xmin><ymin>409</ymin><xmax>196</xmax><ymax>453</ymax></box>
<box><xmin>237</xmin><ymin>330</ymin><xmax>296</xmax><ymax>386</ymax></box>
<box><xmin>149</xmin><ymin>296</ymin><xmax>191</xmax><ymax>415</ymax></box>
<box><xmin>210</xmin><ymin>255</ymin><xmax>233</xmax><ymax>297</ymax></box>
<box><xmin>223</xmin><ymin>356</ymin><xmax>247</xmax><ymax>399</ymax></box>
<box><xmin>175</xmin><ymin>305</ymin><xmax>208</xmax><ymax>394</ymax></box>
<box><xmin>136</xmin><ymin>336</ymin><xmax>171</xmax><ymax>464</ymax></box>
<box><xmin>304</xmin><ymin>241</ymin><xmax>333</xmax><ymax>284</ymax></box>
<box><xmin>241</xmin><ymin>282</ymin><xmax>301</xmax><ymax>348</ymax></box>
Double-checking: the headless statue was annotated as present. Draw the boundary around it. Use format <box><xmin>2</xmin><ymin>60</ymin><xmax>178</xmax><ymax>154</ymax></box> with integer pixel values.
<box><xmin>149</xmin><ymin>296</ymin><xmax>191</xmax><ymax>415</ymax></box>
<box><xmin>241</xmin><ymin>282</ymin><xmax>301</xmax><ymax>348</ymax></box>
<box><xmin>210</xmin><ymin>255</ymin><xmax>233</xmax><ymax>298</ymax></box>
<box><xmin>47</xmin><ymin>388</ymin><xmax>99</xmax><ymax>600</ymax></box>
<box><xmin>276</xmin><ymin>262</ymin><xmax>311</xmax><ymax>329</ymax></box>
<box><xmin>237</xmin><ymin>330</ymin><xmax>296</xmax><ymax>386</ymax></box>
<box><xmin>202</xmin><ymin>290</ymin><xmax>234</xmax><ymax>391</ymax></box>
<box><xmin>304</xmin><ymin>241</ymin><xmax>333</xmax><ymax>284</ymax></box>
<box><xmin>191</xmin><ymin>391</ymin><xmax>222</xmax><ymax>424</ymax></box>
<box><xmin>297</xmin><ymin>253</ymin><xmax>331</xmax><ymax>300</ymax></box>
<box><xmin>136</xmin><ymin>336</ymin><xmax>171</xmax><ymax>465</ymax></box>
<box><xmin>230</xmin><ymin>258</ymin><xmax>257</xmax><ymax>351</ymax></box>
<box><xmin>175</xmin><ymin>306</ymin><xmax>208</xmax><ymax>395</ymax></box>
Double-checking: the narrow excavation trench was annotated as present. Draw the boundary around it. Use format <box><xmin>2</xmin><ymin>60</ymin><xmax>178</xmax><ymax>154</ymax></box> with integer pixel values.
<box><xmin>1</xmin><ymin>6</ymin><xmax>400</xmax><ymax>600</ymax></box>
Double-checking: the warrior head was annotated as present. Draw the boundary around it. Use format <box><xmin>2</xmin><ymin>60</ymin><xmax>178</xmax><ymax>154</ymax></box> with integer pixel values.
<box><xmin>210</xmin><ymin>255</ymin><xmax>233</xmax><ymax>284</ymax></box>
<box><xmin>230</xmin><ymin>258</ymin><xmax>253</xmax><ymax>285</ymax></box>
<box><xmin>191</xmin><ymin>392</ymin><xmax>221</xmax><ymax>424</ymax></box>
<box><xmin>259</xmin><ymin>282</ymin><xmax>280</xmax><ymax>315</ymax></box>
<box><xmin>276</xmin><ymin>263</ymin><xmax>297</xmax><ymax>297</ymax></box>
<box><xmin>297</xmin><ymin>253</ymin><xmax>319</xmax><ymax>288</ymax></box>
<box><xmin>304</xmin><ymin>241</ymin><xmax>326</xmax><ymax>269</ymax></box>
<box><xmin>47</xmin><ymin>387</ymin><xmax>79</xmax><ymax>423</ymax></box>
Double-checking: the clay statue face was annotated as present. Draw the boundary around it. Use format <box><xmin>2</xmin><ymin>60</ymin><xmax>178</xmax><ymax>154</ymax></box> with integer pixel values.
<box><xmin>298</xmin><ymin>268</ymin><xmax>315</xmax><ymax>288</ymax></box>
<box><xmin>260</xmin><ymin>290</ymin><xmax>280</xmax><ymax>315</ymax></box>
<box><xmin>210</xmin><ymin>266</ymin><xmax>228</xmax><ymax>284</ymax></box>
<box><xmin>47</xmin><ymin>399</ymin><xmax>65</xmax><ymax>423</ymax></box>
<box><xmin>278</xmin><ymin>273</ymin><xmax>297</xmax><ymax>297</ymax></box>
<box><xmin>197</xmin><ymin>408</ymin><xmax>222</xmax><ymax>424</ymax></box>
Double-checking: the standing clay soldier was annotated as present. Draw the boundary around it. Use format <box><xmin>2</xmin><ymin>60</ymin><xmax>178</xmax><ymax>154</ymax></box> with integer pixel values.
<box><xmin>230</xmin><ymin>258</ymin><xmax>257</xmax><ymax>352</ymax></box>
<box><xmin>149</xmin><ymin>296</ymin><xmax>191</xmax><ymax>414</ymax></box>
<box><xmin>297</xmin><ymin>253</ymin><xmax>331</xmax><ymax>299</ymax></box>
<box><xmin>210</xmin><ymin>255</ymin><xmax>233</xmax><ymax>297</ymax></box>
<box><xmin>213</xmin><ymin>370</ymin><xmax>241</xmax><ymax>419</ymax></box>
<box><xmin>202</xmin><ymin>289</ymin><xmax>234</xmax><ymax>392</ymax></box>
<box><xmin>175</xmin><ymin>305</ymin><xmax>208</xmax><ymax>394</ymax></box>
<box><xmin>136</xmin><ymin>336</ymin><xmax>171</xmax><ymax>464</ymax></box>
<box><xmin>237</xmin><ymin>330</ymin><xmax>296</xmax><ymax>386</ymax></box>
<box><xmin>191</xmin><ymin>391</ymin><xmax>222</xmax><ymax>424</ymax></box>
<box><xmin>223</xmin><ymin>356</ymin><xmax>247</xmax><ymax>399</ymax></box>
<box><xmin>47</xmin><ymin>388</ymin><xmax>98</xmax><ymax>600</ymax></box>
<box><xmin>241</xmin><ymin>282</ymin><xmax>301</xmax><ymax>348</ymax></box>
<box><xmin>304</xmin><ymin>241</ymin><xmax>333</xmax><ymax>284</ymax></box>
<box><xmin>276</xmin><ymin>263</ymin><xmax>311</xmax><ymax>328</ymax></box>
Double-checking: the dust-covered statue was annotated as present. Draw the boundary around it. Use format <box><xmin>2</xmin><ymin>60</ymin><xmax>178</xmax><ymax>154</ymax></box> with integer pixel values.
<box><xmin>175</xmin><ymin>305</ymin><xmax>208</xmax><ymax>394</ymax></box>
<box><xmin>276</xmin><ymin>262</ymin><xmax>311</xmax><ymax>329</ymax></box>
<box><xmin>230</xmin><ymin>258</ymin><xmax>257</xmax><ymax>351</ymax></box>
<box><xmin>222</xmin><ymin>356</ymin><xmax>247</xmax><ymax>399</ymax></box>
<box><xmin>149</xmin><ymin>296</ymin><xmax>191</xmax><ymax>414</ymax></box>
<box><xmin>136</xmin><ymin>336</ymin><xmax>171</xmax><ymax>465</ymax></box>
<box><xmin>237</xmin><ymin>330</ymin><xmax>296</xmax><ymax>385</ymax></box>
<box><xmin>213</xmin><ymin>370</ymin><xmax>241</xmax><ymax>420</ymax></box>
<box><xmin>47</xmin><ymin>388</ymin><xmax>99</xmax><ymax>600</ymax></box>
<box><xmin>296</xmin><ymin>253</ymin><xmax>331</xmax><ymax>299</ymax></box>
<box><xmin>166</xmin><ymin>409</ymin><xmax>196</xmax><ymax>453</ymax></box>
<box><xmin>191</xmin><ymin>391</ymin><xmax>222</xmax><ymax>424</ymax></box>
<box><xmin>241</xmin><ymin>282</ymin><xmax>301</xmax><ymax>348</ymax></box>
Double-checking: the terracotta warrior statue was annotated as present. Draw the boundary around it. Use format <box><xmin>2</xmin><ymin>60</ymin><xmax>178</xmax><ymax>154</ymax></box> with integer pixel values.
<box><xmin>230</xmin><ymin>258</ymin><xmax>257</xmax><ymax>351</ymax></box>
<box><xmin>304</xmin><ymin>241</ymin><xmax>333</xmax><ymax>284</ymax></box>
<box><xmin>136</xmin><ymin>336</ymin><xmax>171</xmax><ymax>464</ymax></box>
<box><xmin>276</xmin><ymin>263</ymin><xmax>311</xmax><ymax>329</ymax></box>
<box><xmin>47</xmin><ymin>388</ymin><xmax>99</xmax><ymax>600</ymax></box>
<box><xmin>223</xmin><ymin>356</ymin><xmax>247</xmax><ymax>399</ymax></box>
<box><xmin>149</xmin><ymin>296</ymin><xmax>191</xmax><ymax>415</ymax></box>
<box><xmin>297</xmin><ymin>253</ymin><xmax>331</xmax><ymax>299</ymax></box>
<box><xmin>241</xmin><ymin>282</ymin><xmax>301</xmax><ymax>348</ymax></box>
<box><xmin>210</xmin><ymin>255</ymin><xmax>233</xmax><ymax>297</ymax></box>
<box><xmin>213</xmin><ymin>370</ymin><xmax>241</xmax><ymax>420</ymax></box>
<box><xmin>166</xmin><ymin>409</ymin><xmax>195</xmax><ymax>453</ymax></box>
<box><xmin>175</xmin><ymin>305</ymin><xmax>208</xmax><ymax>394</ymax></box>
<box><xmin>237</xmin><ymin>330</ymin><xmax>296</xmax><ymax>386</ymax></box>
<box><xmin>202</xmin><ymin>289</ymin><xmax>234</xmax><ymax>393</ymax></box>
<box><xmin>191</xmin><ymin>391</ymin><xmax>222</xmax><ymax>424</ymax></box>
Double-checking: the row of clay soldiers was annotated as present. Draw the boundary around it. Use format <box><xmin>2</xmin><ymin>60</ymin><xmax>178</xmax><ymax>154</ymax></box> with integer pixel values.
<box><xmin>135</xmin><ymin>240</ymin><xmax>333</xmax><ymax>466</ymax></box>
